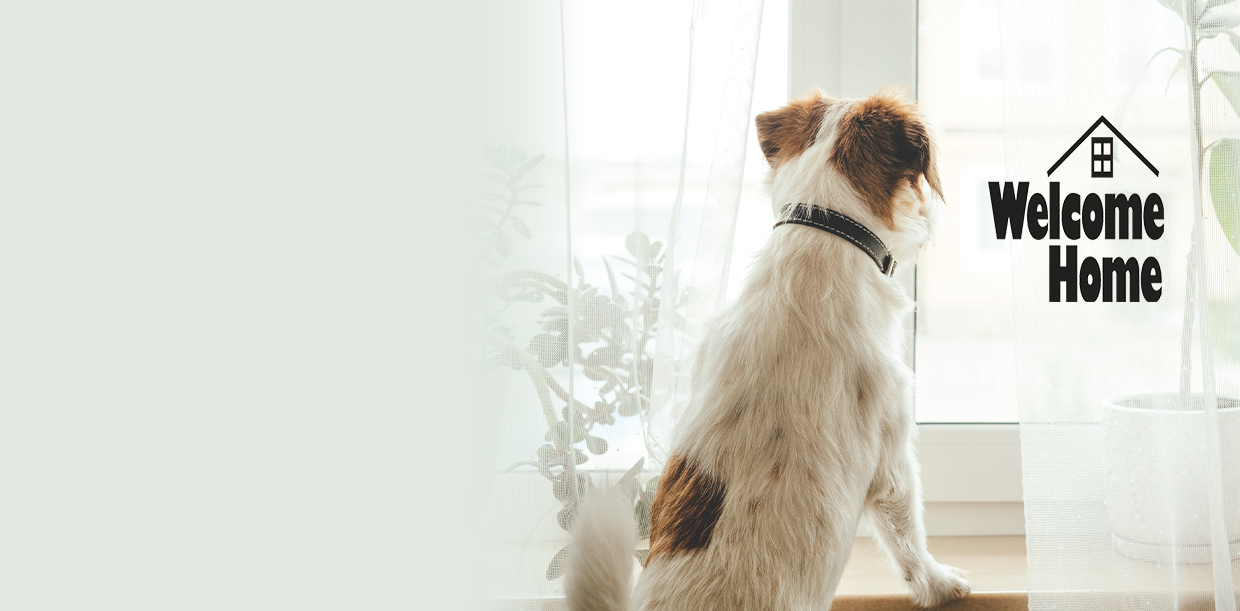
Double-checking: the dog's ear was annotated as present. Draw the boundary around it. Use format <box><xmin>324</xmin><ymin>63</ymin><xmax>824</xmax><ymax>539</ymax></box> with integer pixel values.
<box><xmin>755</xmin><ymin>90</ymin><xmax>829</xmax><ymax>168</ymax></box>
<box><xmin>903</xmin><ymin>106</ymin><xmax>943</xmax><ymax>205</ymax></box>
<box><xmin>830</xmin><ymin>88</ymin><xmax>942</xmax><ymax>229</ymax></box>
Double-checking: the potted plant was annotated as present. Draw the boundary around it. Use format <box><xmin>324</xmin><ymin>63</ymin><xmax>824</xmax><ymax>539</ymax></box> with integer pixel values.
<box><xmin>1103</xmin><ymin>394</ymin><xmax>1240</xmax><ymax>562</ymax></box>
<box><xmin>1101</xmin><ymin>0</ymin><xmax>1240</xmax><ymax>563</ymax></box>
<box><xmin>476</xmin><ymin>145</ymin><xmax>672</xmax><ymax>586</ymax></box>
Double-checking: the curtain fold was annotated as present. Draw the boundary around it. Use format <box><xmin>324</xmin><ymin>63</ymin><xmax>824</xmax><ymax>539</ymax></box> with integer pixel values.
<box><xmin>476</xmin><ymin>0</ymin><xmax>764</xmax><ymax>603</ymax></box>
<box><xmin>998</xmin><ymin>1</ymin><xmax>1240</xmax><ymax>608</ymax></box>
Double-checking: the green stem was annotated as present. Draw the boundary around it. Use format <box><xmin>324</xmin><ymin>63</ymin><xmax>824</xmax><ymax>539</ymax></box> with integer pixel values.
<box><xmin>487</xmin><ymin>332</ymin><xmax>561</xmax><ymax>434</ymax></box>
<box><xmin>1181</xmin><ymin>24</ymin><xmax>1203</xmax><ymax>397</ymax></box>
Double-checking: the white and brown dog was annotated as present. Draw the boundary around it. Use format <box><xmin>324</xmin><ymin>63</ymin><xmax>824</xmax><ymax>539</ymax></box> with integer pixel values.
<box><xmin>566</xmin><ymin>89</ymin><xmax>969</xmax><ymax>611</ymax></box>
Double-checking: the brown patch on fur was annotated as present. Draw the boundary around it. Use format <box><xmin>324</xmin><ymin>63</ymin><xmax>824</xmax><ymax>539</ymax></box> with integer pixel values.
<box><xmin>807</xmin><ymin>470</ymin><xmax>820</xmax><ymax>488</ymax></box>
<box><xmin>829</xmin><ymin>88</ymin><xmax>943</xmax><ymax>230</ymax></box>
<box><xmin>755</xmin><ymin>90</ymin><xmax>830</xmax><ymax>168</ymax></box>
<box><xmin>645</xmin><ymin>453</ymin><xmax>726</xmax><ymax>566</ymax></box>
<box><xmin>855</xmin><ymin>367</ymin><xmax>876</xmax><ymax>406</ymax></box>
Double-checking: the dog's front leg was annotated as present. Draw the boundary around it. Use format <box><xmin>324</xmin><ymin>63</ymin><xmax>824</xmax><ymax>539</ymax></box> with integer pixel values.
<box><xmin>865</xmin><ymin>441</ymin><xmax>970</xmax><ymax>608</ymax></box>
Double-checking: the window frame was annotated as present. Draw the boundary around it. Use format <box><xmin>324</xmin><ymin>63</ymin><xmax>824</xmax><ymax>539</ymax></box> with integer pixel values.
<box><xmin>1092</xmin><ymin>137</ymin><xmax>1114</xmax><ymax>177</ymax></box>
<box><xmin>787</xmin><ymin>0</ymin><xmax>1023</xmax><ymax>536</ymax></box>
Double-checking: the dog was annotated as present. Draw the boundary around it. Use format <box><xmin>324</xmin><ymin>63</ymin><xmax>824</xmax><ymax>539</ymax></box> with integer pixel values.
<box><xmin>565</xmin><ymin>88</ymin><xmax>969</xmax><ymax>611</ymax></box>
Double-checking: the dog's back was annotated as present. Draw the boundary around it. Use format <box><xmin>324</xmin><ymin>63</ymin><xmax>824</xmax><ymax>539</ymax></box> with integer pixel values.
<box><xmin>567</xmin><ymin>89</ymin><xmax>966</xmax><ymax>611</ymax></box>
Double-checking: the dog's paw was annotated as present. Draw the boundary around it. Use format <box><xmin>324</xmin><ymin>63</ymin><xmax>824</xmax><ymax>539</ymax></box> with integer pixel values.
<box><xmin>908</xmin><ymin>563</ymin><xmax>970</xmax><ymax>608</ymax></box>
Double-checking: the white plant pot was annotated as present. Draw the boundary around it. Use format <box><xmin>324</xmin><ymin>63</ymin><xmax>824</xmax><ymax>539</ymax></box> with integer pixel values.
<box><xmin>1102</xmin><ymin>393</ymin><xmax>1240</xmax><ymax>564</ymax></box>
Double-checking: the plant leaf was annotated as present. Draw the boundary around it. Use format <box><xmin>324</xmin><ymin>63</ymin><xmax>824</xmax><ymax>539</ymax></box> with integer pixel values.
<box><xmin>512</xmin><ymin>153</ymin><xmax>546</xmax><ymax>182</ymax></box>
<box><xmin>625</xmin><ymin>231</ymin><xmax>652</xmax><ymax>261</ymax></box>
<box><xmin>557</xmin><ymin>505</ymin><xmax>578</xmax><ymax>531</ymax></box>
<box><xmin>1199</xmin><ymin>11</ymin><xmax>1240</xmax><ymax>37</ymax></box>
<box><xmin>635</xmin><ymin>493</ymin><xmax>653</xmax><ymax>538</ymax></box>
<box><xmin>561</xmin><ymin>406</ymin><xmax>586</xmax><ymax>425</ymax></box>
<box><xmin>1208</xmin><ymin>137</ymin><xmax>1240</xmax><ymax>255</ymax></box>
<box><xmin>552</xmin><ymin>471</ymin><xmax>587</xmax><ymax>501</ymax></box>
<box><xmin>540</xmin><ymin>307</ymin><xmax>568</xmax><ymax>320</ymax></box>
<box><xmin>496</xmin><ymin>230</ymin><xmax>513</xmax><ymax>257</ymax></box>
<box><xmin>618</xmin><ymin>393</ymin><xmax>641</xmax><ymax>417</ymax></box>
<box><xmin>635</xmin><ymin>549</ymin><xmax>650</xmax><ymax>566</ymax></box>
<box><xmin>512</xmin><ymin>217</ymin><xmax>532</xmax><ymax>239</ymax></box>
<box><xmin>615</xmin><ymin>457</ymin><xmax>645</xmax><ymax>503</ymax></box>
<box><xmin>585</xmin><ymin>435</ymin><xmax>608</xmax><ymax>455</ymax></box>
<box><xmin>603</xmin><ymin>258</ymin><xmax>621</xmax><ymax>303</ymax></box>
<box><xmin>1210</xmin><ymin>71</ymin><xmax>1240</xmax><ymax>119</ymax></box>
<box><xmin>1206</xmin><ymin>0</ymin><xmax>1240</xmax><ymax>13</ymax></box>
<box><xmin>505</xmin><ymin>460</ymin><xmax>540</xmax><ymax>472</ymax></box>
<box><xmin>546</xmin><ymin>545</ymin><xmax>571</xmax><ymax>580</ymax></box>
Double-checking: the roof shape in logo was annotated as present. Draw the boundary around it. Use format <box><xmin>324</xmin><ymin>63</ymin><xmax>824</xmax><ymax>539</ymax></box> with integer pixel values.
<box><xmin>1046</xmin><ymin>116</ymin><xmax>1159</xmax><ymax>177</ymax></box>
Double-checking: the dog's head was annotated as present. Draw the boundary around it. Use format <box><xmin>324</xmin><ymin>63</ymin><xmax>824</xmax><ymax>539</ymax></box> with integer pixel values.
<box><xmin>755</xmin><ymin>88</ymin><xmax>942</xmax><ymax>258</ymax></box>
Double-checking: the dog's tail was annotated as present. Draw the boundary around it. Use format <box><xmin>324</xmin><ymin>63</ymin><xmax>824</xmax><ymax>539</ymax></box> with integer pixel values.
<box><xmin>566</xmin><ymin>491</ymin><xmax>638</xmax><ymax>611</ymax></box>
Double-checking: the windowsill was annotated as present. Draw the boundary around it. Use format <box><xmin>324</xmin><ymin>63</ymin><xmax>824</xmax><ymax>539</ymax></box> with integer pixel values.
<box><xmin>837</xmin><ymin>536</ymin><xmax>1027</xmax><ymax>596</ymax></box>
<box><xmin>828</xmin><ymin>592</ymin><xmax>1028</xmax><ymax>610</ymax></box>
<box><xmin>489</xmin><ymin>537</ymin><xmax>1029</xmax><ymax>611</ymax></box>
<box><xmin>833</xmin><ymin>535</ymin><xmax>1240</xmax><ymax>610</ymax></box>
<box><xmin>832</xmin><ymin>536</ymin><xmax>1028</xmax><ymax>609</ymax></box>
<box><xmin>831</xmin><ymin>536</ymin><xmax>1028</xmax><ymax>609</ymax></box>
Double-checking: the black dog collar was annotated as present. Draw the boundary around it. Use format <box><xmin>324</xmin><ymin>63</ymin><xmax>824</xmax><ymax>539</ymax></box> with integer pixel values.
<box><xmin>773</xmin><ymin>204</ymin><xmax>897</xmax><ymax>276</ymax></box>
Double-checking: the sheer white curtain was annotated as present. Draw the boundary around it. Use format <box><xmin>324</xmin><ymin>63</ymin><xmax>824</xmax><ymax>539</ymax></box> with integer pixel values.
<box><xmin>475</xmin><ymin>0</ymin><xmax>764</xmax><ymax>603</ymax></box>
<box><xmin>998</xmin><ymin>0</ymin><xmax>1240</xmax><ymax>608</ymax></box>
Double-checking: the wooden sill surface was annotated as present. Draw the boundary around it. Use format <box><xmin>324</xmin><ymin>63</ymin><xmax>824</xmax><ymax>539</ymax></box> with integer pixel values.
<box><xmin>830</xmin><ymin>592</ymin><xmax>1028</xmax><ymax>611</ymax></box>
<box><xmin>828</xmin><ymin>536</ymin><xmax>1027</xmax><ymax>610</ymax></box>
<box><xmin>837</xmin><ymin>536</ymin><xmax>1028</xmax><ymax>596</ymax></box>
<box><xmin>492</xmin><ymin>536</ymin><xmax>1028</xmax><ymax>611</ymax></box>
<box><xmin>496</xmin><ymin>534</ymin><xmax>1240</xmax><ymax>609</ymax></box>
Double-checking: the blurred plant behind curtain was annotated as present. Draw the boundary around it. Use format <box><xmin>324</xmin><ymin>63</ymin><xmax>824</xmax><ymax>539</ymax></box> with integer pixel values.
<box><xmin>998</xmin><ymin>0</ymin><xmax>1239</xmax><ymax>608</ymax></box>
<box><xmin>472</xmin><ymin>0</ymin><xmax>765</xmax><ymax>602</ymax></box>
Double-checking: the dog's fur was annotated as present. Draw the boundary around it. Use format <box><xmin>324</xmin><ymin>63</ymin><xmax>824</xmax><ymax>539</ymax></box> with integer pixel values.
<box><xmin>566</xmin><ymin>89</ymin><xmax>969</xmax><ymax>611</ymax></box>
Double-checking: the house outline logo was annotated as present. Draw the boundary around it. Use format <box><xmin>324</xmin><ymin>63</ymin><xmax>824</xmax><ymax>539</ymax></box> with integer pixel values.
<box><xmin>987</xmin><ymin>114</ymin><xmax>1168</xmax><ymax>303</ymax></box>
<box><xmin>1045</xmin><ymin>116</ymin><xmax>1160</xmax><ymax>179</ymax></box>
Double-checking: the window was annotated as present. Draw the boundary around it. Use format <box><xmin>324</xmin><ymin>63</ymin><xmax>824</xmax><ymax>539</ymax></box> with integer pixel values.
<box><xmin>766</xmin><ymin>0</ymin><xmax>1019</xmax><ymax>425</ymax></box>
<box><xmin>781</xmin><ymin>0</ymin><xmax>1023</xmax><ymax>535</ymax></box>
<box><xmin>917</xmin><ymin>0</ymin><xmax>1022</xmax><ymax>534</ymax></box>
<box><xmin>1092</xmin><ymin>137</ymin><xmax>1114</xmax><ymax>177</ymax></box>
<box><xmin>915</xmin><ymin>0</ymin><xmax>1017</xmax><ymax>424</ymax></box>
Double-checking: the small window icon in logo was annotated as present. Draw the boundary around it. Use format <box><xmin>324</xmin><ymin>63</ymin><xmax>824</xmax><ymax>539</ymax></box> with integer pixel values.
<box><xmin>1091</xmin><ymin>137</ymin><xmax>1113</xmax><ymax>177</ymax></box>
